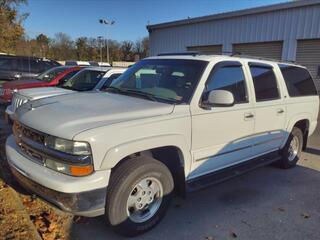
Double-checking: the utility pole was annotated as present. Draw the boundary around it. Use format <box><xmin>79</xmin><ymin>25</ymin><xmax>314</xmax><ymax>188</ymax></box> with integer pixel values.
<box><xmin>99</xmin><ymin>18</ymin><xmax>115</xmax><ymax>64</ymax></box>
<box><xmin>98</xmin><ymin>36</ymin><xmax>103</xmax><ymax>63</ymax></box>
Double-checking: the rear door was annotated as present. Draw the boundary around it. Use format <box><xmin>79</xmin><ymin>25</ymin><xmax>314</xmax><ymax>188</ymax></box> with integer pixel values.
<box><xmin>247</xmin><ymin>62</ymin><xmax>286</xmax><ymax>155</ymax></box>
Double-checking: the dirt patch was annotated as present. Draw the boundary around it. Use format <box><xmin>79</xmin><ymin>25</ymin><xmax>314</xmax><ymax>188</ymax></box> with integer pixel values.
<box><xmin>0</xmin><ymin>179</ymin><xmax>41</xmax><ymax>240</ymax></box>
<box><xmin>0</xmin><ymin>111</ymin><xmax>73</xmax><ymax>240</ymax></box>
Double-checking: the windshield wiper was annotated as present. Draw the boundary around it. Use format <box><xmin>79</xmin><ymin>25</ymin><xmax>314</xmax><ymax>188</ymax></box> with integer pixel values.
<box><xmin>105</xmin><ymin>87</ymin><xmax>158</xmax><ymax>102</ymax></box>
<box><xmin>104</xmin><ymin>86</ymin><xmax>124</xmax><ymax>93</ymax></box>
<box><xmin>123</xmin><ymin>89</ymin><xmax>159</xmax><ymax>102</ymax></box>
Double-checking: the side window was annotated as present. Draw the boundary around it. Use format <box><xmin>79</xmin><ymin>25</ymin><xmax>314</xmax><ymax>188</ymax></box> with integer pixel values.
<box><xmin>19</xmin><ymin>59</ymin><xmax>41</xmax><ymax>73</ymax></box>
<box><xmin>0</xmin><ymin>57</ymin><xmax>16</xmax><ymax>71</ymax></box>
<box><xmin>58</xmin><ymin>70</ymin><xmax>80</xmax><ymax>85</ymax></box>
<box><xmin>278</xmin><ymin>64</ymin><xmax>318</xmax><ymax>96</ymax></box>
<box><xmin>101</xmin><ymin>73</ymin><xmax>122</xmax><ymax>89</ymax></box>
<box><xmin>206</xmin><ymin>63</ymin><xmax>248</xmax><ymax>104</ymax></box>
<box><xmin>249</xmin><ymin>64</ymin><xmax>280</xmax><ymax>102</ymax></box>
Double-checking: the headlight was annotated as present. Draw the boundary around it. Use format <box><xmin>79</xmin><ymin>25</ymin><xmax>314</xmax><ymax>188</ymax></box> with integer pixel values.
<box><xmin>45</xmin><ymin>136</ymin><xmax>91</xmax><ymax>155</ymax></box>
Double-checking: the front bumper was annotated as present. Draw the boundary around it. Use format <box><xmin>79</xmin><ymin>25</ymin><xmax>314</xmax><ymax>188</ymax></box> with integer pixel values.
<box><xmin>6</xmin><ymin>135</ymin><xmax>110</xmax><ymax>217</ymax></box>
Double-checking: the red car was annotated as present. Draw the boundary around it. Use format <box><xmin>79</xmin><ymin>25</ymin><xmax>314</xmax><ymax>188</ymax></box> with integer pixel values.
<box><xmin>0</xmin><ymin>66</ymin><xmax>82</xmax><ymax>103</ymax></box>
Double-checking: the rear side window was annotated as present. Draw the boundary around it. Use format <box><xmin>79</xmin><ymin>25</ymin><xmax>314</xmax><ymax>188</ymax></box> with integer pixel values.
<box><xmin>0</xmin><ymin>57</ymin><xmax>16</xmax><ymax>71</ymax></box>
<box><xmin>278</xmin><ymin>64</ymin><xmax>318</xmax><ymax>96</ymax></box>
<box><xmin>19</xmin><ymin>59</ymin><xmax>42</xmax><ymax>73</ymax></box>
<box><xmin>206</xmin><ymin>63</ymin><xmax>248</xmax><ymax>103</ymax></box>
<box><xmin>249</xmin><ymin>64</ymin><xmax>280</xmax><ymax>102</ymax></box>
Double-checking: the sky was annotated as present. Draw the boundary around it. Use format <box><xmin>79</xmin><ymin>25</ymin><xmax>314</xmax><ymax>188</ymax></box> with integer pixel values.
<box><xmin>20</xmin><ymin>0</ymin><xmax>289</xmax><ymax>42</ymax></box>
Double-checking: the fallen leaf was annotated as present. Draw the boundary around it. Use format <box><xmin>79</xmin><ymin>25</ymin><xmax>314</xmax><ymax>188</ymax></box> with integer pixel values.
<box><xmin>301</xmin><ymin>213</ymin><xmax>311</xmax><ymax>219</ymax></box>
<box><xmin>231</xmin><ymin>231</ymin><xmax>238</xmax><ymax>238</ymax></box>
<box><xmin>278</xmin><ymin>207</ymin><xmax>285</xmax><ymax>212</ymax></box>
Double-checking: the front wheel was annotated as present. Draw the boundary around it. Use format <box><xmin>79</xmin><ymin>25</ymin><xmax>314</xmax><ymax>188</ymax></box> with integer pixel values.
<box><xmin>279</xmin><ymin>127</ymin><xmax>303</xmax><ymax>169</ymax></box>
<box><xmin>106</xmin><ymin>156</ymin><xmax>174</xmax><ymax>237</ymax></box>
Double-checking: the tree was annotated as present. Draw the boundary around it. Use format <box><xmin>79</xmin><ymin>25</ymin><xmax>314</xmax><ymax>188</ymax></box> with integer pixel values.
<box><xmin>49</xmin><ymin>32</ymin><xmax>76</xmax><ymax>60</ymax></box>
<box><xmin>36</xmin><ymin>33</ymin><xmax>49</xmax><ymax>57</ymax></box>
<box><xmin>141</xmin><ymin>37</ymin><xmax>149</xmax><ymax>57</ymax></box>
<box><xmin>75</xmin><ymin>37</ymin><xmax>88</xmax><ymax>60</ymax></box>
<box><xmin>121</xmin><ymin>40</ymin><xmax>134</xmax><ymax>61</ymax></box>
<box><xmin>0</xmin><ymin>0</ymin><xmax>28</xmax><ymax>53</ymax></box>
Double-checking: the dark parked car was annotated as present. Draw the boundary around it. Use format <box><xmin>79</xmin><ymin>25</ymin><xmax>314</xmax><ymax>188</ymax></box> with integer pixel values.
<box><xmin>0</xmin><ymin>54</ymin><xmax>60</xmax><ymax>81</ymax></box>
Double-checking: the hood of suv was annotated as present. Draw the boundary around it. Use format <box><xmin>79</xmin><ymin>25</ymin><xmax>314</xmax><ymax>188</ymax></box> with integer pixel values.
<box><xmin>16</xmin><ymin>92</ymin><xmax>174</xmax><ymax>139</ymax></box>
<box><xmin>18</xmin><ymin>87</ymin><xmax>74</xmax><ymax>100</ymax></box>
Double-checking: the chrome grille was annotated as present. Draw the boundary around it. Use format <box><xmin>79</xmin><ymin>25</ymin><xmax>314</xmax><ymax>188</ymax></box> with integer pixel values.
<box><xmin>12</xmin><ymin>93</ymin><xmax>29</xmax><ymax>113</ymax></box>
<box><xmin>13</xmin><ymin>121</ymin><xmax>46</xmax><ymax>163</ymax></box>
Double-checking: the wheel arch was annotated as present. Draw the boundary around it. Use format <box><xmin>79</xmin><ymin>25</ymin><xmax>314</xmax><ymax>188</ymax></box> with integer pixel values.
<box><xmin>285</xmin><ymin>115</ymin><xmax>311</xmax><ymax>150</ymax></box>
<box><xmin>101</xmin><ymin>135</ymin><xmax>191</xmax><ymax>197</ymax></box>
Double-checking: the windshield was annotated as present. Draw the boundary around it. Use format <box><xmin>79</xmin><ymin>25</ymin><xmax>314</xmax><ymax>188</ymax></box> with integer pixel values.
<box><xmin>109</xmin><ymin>59</ymin><xmax>208</xmax><ymax>104</ymax></box>
<box><xmin>37</xmin><ymin>67</ymin><xmax>68</xmax><ymax>82</ymax></box>
<box><xmin>61</xmin><ymin>69</ymin><xmax>106</xmax><ymax>91</ymax></box>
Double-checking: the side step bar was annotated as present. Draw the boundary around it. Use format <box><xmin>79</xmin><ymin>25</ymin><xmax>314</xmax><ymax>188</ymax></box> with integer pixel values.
<box><xmin>186</xmin><ymin>151</ymin><xmax>281</xmax><ymax>192</ymax></box>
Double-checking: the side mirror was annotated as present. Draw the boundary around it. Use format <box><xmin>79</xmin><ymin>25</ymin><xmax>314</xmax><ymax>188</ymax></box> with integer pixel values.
<box><xmin>204</xmin><ymin>89</ymin><xmax>235</xmax><ymax>107</ymax></box>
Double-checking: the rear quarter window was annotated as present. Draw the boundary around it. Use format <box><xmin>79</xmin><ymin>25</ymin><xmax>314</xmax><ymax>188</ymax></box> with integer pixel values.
<box><xmin>278</xmin><ymin>64</ymin><xmax>318</xmax><ymax>97</ymax></box>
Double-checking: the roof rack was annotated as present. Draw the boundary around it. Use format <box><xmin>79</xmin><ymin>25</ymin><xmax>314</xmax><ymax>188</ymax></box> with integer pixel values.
<box><xmin>157</xmin><ymin>52</ymin><xmax>198</xmax><ymax>56</ymax></box>
<box><xmin>157</xmin><ymin>51</ymin><xmax>297</xmax><ymax>65</ymax></box>
<box><xmin>230</xmin><ymin>53</ymin><xmax>296</xmax><ymax>64</ymax></box>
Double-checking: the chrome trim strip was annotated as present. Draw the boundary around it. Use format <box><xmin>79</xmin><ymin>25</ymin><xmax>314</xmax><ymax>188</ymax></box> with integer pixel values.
<box><xmin>195</xmin><ymin>136</ymin><xmax>283</xmax><ymax>162</ymax></box>
<box><xmin>195</xmin><ymin>145</ymin><xmax>251</xmax><ymax>162</ymax></box>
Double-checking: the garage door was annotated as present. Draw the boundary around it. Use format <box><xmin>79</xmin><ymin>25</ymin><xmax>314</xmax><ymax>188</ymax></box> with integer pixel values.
<box><xmin>296</xmin><ymin>39</ymin><xmax>320</xmax><ymax>93</ymax></box>
<box><xmin>187</xmin><ymin>44</ymin><xmax>222</xmax><ymax>54</ymax></box>
<box><xmin>233</xmin><ymin>41</ymin><xmax>283</xmax><ymax>60</ymax></box>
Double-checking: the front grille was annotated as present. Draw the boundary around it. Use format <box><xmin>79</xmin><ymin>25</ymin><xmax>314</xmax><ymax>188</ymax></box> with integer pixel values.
<box><xmin>12</xmin><ymin>93</ymin><xmax>29</xmax><ymax>112</ymax></box>
<box><xmin>13</xmin><ymin>121</ymin><xmax>46</xmax><ymax>164</ymax></box>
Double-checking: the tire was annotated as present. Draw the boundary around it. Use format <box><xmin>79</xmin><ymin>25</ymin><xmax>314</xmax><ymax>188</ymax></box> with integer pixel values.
<box><xmin>106</xmin><ymin>156</ymin><xmax>174</xmax><ymax>237</ymax></box>
<box><xmin>279</xmin><ymin>127</ymin><xmax>304</xmax><ymax>169</ymax></box>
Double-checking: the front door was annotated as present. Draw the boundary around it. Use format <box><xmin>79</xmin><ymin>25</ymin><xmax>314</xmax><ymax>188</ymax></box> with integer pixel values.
<box><xmin>189</xmin><ymin>61</ymin><xmax>255</xmax><ymax>179</ymax></box>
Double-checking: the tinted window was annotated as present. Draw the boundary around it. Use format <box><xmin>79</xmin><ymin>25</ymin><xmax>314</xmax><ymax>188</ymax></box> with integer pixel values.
<box><xmin>111</xmin><ymin>59</ymin><xmax>207</xmax><ymax>104</ymax></box>
<box><xmin>37</xmin><ymin>67</ymin><xmax>68</xmax><ymax>82</ymax></box>
<box><xmin>0</xmin><ymin>57</ymin><xmax>17</xmax><ymax>71</ymax></box>
<box><xmin>61</xmin><ymin>70</ymin><xmax>106</xmax><ymax>91</ymax></box>
<box><xmin>19</xmin><ymin>58</ymin><xmax>42</xmax><ymax>73</ymax></box>
<box><xmin>279</xmin><ymin>64</ymin><xmax>318</xmax><ymax>96</ymax></box>
<box><xmin>250</xmin><ymin>65</ymin><xmax>280</xmax><ymax>101</ymax></box>
<box><xmin>206</xmin><ymin>64</ymin><xmax>247</xmax><ymax>103</ymax></box>
<box><xmin>102</xmin><ymin>73</ymin><xmax>122</xmax><ymax>89</ymax></box>
<box><xmin>58</xmin><ymin>70</ymin><xmax>80</xmax><ymax>85</ymax></box>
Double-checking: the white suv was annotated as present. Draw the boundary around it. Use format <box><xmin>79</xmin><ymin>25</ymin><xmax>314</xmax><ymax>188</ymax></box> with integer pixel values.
<box><xmin>6</xmin><ymin>54</ymin><xmax>319</xmax><ymax>236</ymax></box>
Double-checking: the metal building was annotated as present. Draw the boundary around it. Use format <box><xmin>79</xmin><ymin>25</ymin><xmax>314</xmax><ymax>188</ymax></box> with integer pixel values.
<box><xmin>147</xmin><ymin>0</ymin><xmax>320</xmax><ymax>89</ymax></box>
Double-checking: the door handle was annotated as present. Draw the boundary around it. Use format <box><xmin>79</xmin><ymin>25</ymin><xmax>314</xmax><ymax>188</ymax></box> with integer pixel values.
<box><xmin>277</xmin><ymin>109</ymin><xmax>285</xmax><ymax>114</ymax></box>
<box><xmin>244</xmin><ymin>113</ymin><xmax>254</xmax><ymax>120</ymax></box>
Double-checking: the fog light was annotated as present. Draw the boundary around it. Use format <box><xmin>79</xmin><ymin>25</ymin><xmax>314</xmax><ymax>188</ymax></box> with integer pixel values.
<box><xmin>45</xmin><ymin>158</ymin><xmax>93</xmax><ymax>177</ymax></box>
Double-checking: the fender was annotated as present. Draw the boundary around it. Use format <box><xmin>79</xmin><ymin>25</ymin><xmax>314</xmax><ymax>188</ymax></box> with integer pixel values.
<box><xmin>100</xmin><ymin>134</ymin><xmax>192</xmax><ymax>176</ymax></box>
<box><xmin>281</xmin><ymin>113</ymin><xmax>311</xmax><ymax>149</ymax></box>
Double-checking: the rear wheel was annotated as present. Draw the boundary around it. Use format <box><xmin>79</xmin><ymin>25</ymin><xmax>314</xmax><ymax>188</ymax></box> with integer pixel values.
<box><xmin>106</xmin><ymin>156</ymin><xmax>174</xmax><ymax>237</ymax></box>
<box><xmin>279</xmin><ymin>127</ymin><xmax>303</xmax><ymax>169</ymax></box>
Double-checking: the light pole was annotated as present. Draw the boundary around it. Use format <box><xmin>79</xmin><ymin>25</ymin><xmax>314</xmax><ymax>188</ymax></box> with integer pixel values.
<box><xmin>99</xmin><ymin>18</ymin><xmax>115</xmax><ymax>64</ymax></box>
<box><xmin>97</xmin><ymin>36</ymin><xmax>103</xmax><ymax>63</ymax></box>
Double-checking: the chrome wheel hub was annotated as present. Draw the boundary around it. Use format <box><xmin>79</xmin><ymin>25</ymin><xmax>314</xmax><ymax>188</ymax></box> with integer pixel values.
<box><xmin>288</xmin><ymin>136</ymin><xmax>299</xmax><ymax>161</ymax></box>
<box><xmin>126</xmin><ymin>177</ymin><xmax>163</xmax><ymax>223</ymax></box>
